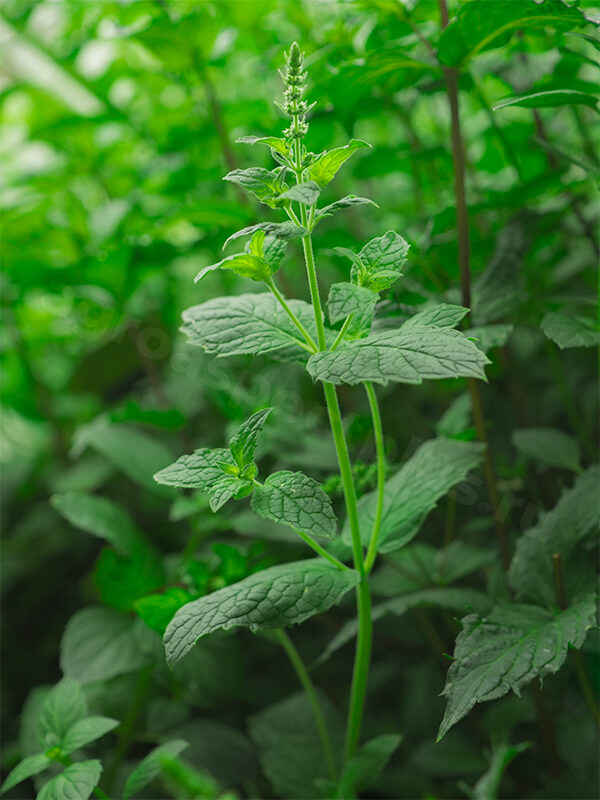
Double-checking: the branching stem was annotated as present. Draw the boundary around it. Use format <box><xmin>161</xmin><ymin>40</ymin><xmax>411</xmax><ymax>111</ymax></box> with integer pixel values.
<box><xmin>266</xmin><ymin>277</ymin><xmax>318</xmax><ymax>352</ymax></box>
<box><xmin>331</xmin><ymin>314</ymin><xmax>354</xmax><ymax>351</ymax></box>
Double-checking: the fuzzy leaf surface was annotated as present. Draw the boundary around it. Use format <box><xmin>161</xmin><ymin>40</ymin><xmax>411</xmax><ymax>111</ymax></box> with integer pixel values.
<box><xmin>308</xmin><ymin>139</ymin><xmax>371</xmax><ymax>186</ymax></box>
<box><xmin>251</xmin><ymin>470</ymin><xmax>338</xmax><ymax>539</ymax></box>
<box><xmin>182</xmin><ymin>294</ymin><xmax>319</xmax><ymax>357</ymax></box>
<box><xmin>343</xmin><ymin>439</ymin><xmax>485</xmax><ymax>551</ymax></box>
<box><xmin>403</xmin><ymin>304</ymin><xmax>469</xmax><ymax>329</ymax></box>
<box><xmin>123</xmin><ymin>740</ymin><xmax>189</xmax><ymax>798</ymax></box>
<box><xmin>278</xmin><ymin>180</ymin><xmax>321</xmax><ymax>205</ymax></box>
<box><xmin>308</xmin><ymin>327</ymin><xmax>489</xmax><ymax>386</ymax></box>
<box><xmin>164</xmin><ymin>560</ymin><xmax>359</xmax><ymax>665</ymax></box>
<box><xmin>37</xmin><ymin>760</ymin><xmax>102</xmax><ymax>800</ymax></box>
<box><xmin>194</xmin><ymin>252</ymin><xmax>272</xmax><ymax>283</ymax></box>
<box><xmin>350</xmin><ymin>231</ymin><xmax>410</xmax><ymax>291</ymax></box>
<box><xmin>224</xmin><ymin>221</ymin><xmax>307</xmax><ymax>249</ymax></box>
<box><xmin>154</xmin><ymin>448</ymin><xmax>234</xmax><ymax>490</ymax></box>
<box><xmin>438</xmin><ymin>595</ymin><xmax>597</xmax><ymax>739</ymax></box>
<box><xmin>229</xmin><ymin>408</ymin><xmax>271</xmax><ymax>468</ymax></box>
<box><xmin>327</xmin><ymin>282</ymin><xmax>377</xmax><ymax>336</ymax></box>
<box><xmin>223</xmin><ymin>167</ymin><xmax>284</xmax><ymax>208</ymax></box>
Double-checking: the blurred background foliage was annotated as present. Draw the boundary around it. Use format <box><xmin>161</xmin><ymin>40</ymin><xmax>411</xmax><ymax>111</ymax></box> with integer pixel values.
<box><xmin>1</xmin><ymin>0</ymin><xmax>598</xmax><ymax>798</ymax></box>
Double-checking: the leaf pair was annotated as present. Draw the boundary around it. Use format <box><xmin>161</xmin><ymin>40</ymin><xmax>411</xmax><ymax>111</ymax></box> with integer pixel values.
<box><xmin>195</xmin><ymin>228</ymin><xmax>286</xmax><ymax>283</ymax></box>
<box><xmin>334</xmin><ymin>229</ymin><xmax>409</xmax><ymax>292</ymax></box>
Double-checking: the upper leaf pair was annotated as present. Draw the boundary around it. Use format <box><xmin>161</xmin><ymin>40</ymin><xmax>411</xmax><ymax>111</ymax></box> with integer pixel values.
<box><xmin>195</xmin><ymin>228</ymin><xmax>286</xmax><ymax>284</ymax></box>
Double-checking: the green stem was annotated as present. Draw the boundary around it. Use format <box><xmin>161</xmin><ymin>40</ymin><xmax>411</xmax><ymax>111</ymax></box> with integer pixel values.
<box><xmin>266</xmin><ymin>277</ymin><xmax>318</xmax><ymax>352</ymax></box>
<box><xmin>364</xmin><ymin>382</ymin><xmax>386</xmax><ymax>573</ymax></box>
<box><xmin>276</xmin><ymin>629</ymin><xmax>338</xmax><ymax>781</ymax></box>
<box><xmin>331</xmin><ymin>314</ymin><xmax>354</xmax><ymax>351</ymax></box>
<box><xmin>343</xmin><ymin>578</ymin><xmax>372</xmax><ymax>759</ymax></box>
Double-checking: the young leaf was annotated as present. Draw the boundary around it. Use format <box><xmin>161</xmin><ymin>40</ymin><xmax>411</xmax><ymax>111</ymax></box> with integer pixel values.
<box><xmin>164</xmin><ymin>560</ymin><xmax>359</xmax><ymax>665</ymax></box>
<box><xmin>438</xmin><ymin>594</ymin><xmax>597</xmax><ymax>740</ymax></box>
<box><xmin>308</xmin><ymin>139</ymin><xmax>371</xmax><ymax>186</ymax></box>
<box><xmin>338</xmin><ymin>734</ymin><xmax>402</xmax><ymax>797</ymax></box>
<box><xmin>315</xmin><ymin>196</ymin><xmax>377</xmax><ymax>222</ymax></box>
<box><xmin>51</xmin><ymin>492</ymin><xmax>140</xmax><ymax>556</ymax></box>
<box><xmin>182</xmin><ymin>294</ymin><xmax>319</xmax><ymax>357</ymax></box>
<box><xmin>512</xmin><ymin>427</ymin><xmax>581</xmax><ymax>472</ymax></box>
<box><xmin>208</xmin><ymin>475</ymin><xmax>251</xmax><ymax>512</ymax></box>
<box><xmin>37</xmin><ymin>679</ymin><xmax>87</xmax><ymax>749</ymax></box>
<box><xmin>343</xmin><ymin>439</ymin><xmax>485</xmax><ymax>552</ymax></box>
<box><xmin>194</xmin><ymin>253</ymin><xmax>272</xmax><ymax>283</ymax></box>
<box><xmin>307</xmin><ymin>326</ymin><xmax>489</xmax><ymax>386</ymax></box>
<box><xmin>61</xmin><ymin>607</ymin><xmax>154</xmax><ymax>684</ymax></box>
<box><xmin>493</xmin><ymin>89</ymin><xmax>599</xmax><ymax>112</ymax></box>
<box><xmin>224</xmin><ymin>221</ymin><xmax>308</xmax><ymax>249</ymax></box>
<box><xmin>229</xmin><ymin>408</ymin><xmax>272</xmax><ymax>469</ymax></box>
<box><xmin>154</xmin><ymin>448</ymin><xmax>234</xmax><ymax>490</ymax></box>
<box><xmin>327</xmin><ymin>282</ymin><xmax>377</xmax><ymax>337</ymax></box>
<box><xmin>355</xmin><ymin>231</ymin><xmax>410</xmax><ymax>291</ymax></box>
<box><xmin>251</xmin><ymin>470</ymin><xmax>338</xmax><ymax>539</ymax></box>
<box><xmin>123</xmin><ymin>740</ymin><xmax>189</xmax><ymax>799</ymax></box>
<box><xmin>508</xmin><ymin>466</ymin><xmax>599</xmax><ymax>606</ymax></box>
<box><xmin>37</xmin><ymin>760</ymin><xmax>102</xmax><ymax>800</ymax></box>
<box><xmin>236</xmin><ymin>135</ymin><xmax>291</xmax><ymax>157</ymax></box>
<box><xmin>223</xmin><ymin>167</ymin><xmax>285</xmax><ymax>207</ymax></box>
<box><xmin>62</xmin><ymin>716</ymin><xmax>119</xmax><ymax>755</ymax></box>
<box><xmin>541</xmin><ymin>312</ymin><xmax>600</xmax><ymax>348</ymax></box>
<box><xmin>134</xmin><ymin>587</ymin><xmax>194</xmax><ymax>634</ymax></box>
<box><xmin>278</xmin><ymin>180</ymin><xmax>321</xmax><ymax>206</ymax></box>
<box><xmin>1</xmin><ymin>753</ymin><xmax>52</xmax><ymax>794</ymax></box>
<box><xmin>403</xmin><ymin>304</ymin><xmax>469</xmax><ymax>329</ymax></box>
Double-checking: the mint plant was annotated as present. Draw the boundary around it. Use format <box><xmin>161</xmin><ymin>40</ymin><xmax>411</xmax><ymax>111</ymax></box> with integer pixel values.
<box><xmin>151</xmin><ymin>42</ymin><xmax>489</xmax><ymax>790</ymax></box>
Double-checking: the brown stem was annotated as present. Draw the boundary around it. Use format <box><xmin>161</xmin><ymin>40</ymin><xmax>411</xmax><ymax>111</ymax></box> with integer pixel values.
<box><xmin>552</xmin><ymin>553</ymin><xmax>567</xmax><ymax>610</ymax></box>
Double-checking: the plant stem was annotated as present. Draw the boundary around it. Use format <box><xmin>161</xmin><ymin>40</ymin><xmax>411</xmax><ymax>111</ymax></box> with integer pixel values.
<box><xmin>276</xmin><ymin>629</ymin><xmax>338</xmax><ymax>781</ymax></box>
<box><xmin>364</xmin><ymin>382</ymin><xmax>386</xmax><ymax>573</ymax></box>
<box><xmin>331</xmin><ymin>314</ymin><xmax>354</xmax><ymax>351</ymax></box>
<box><xmin>293</xmin><ymin>527</ymin><xmax>350</xmax><ymax>570</ymax></box>
<box><xmin>343</xmin><ymin>578</ymin><xmax>372</xmax><ymax>760</ymax></box>
<box><xmin>266</xmin><ymin>277</ymin><xmax>318</xmax><ymax>352</ymax></box>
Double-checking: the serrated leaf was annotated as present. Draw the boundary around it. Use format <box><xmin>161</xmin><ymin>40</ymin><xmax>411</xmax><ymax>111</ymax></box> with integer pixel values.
<box><xmin>154</xmin><ymin>448</ymin><xmax>234</xmax><ymax>490</ymax></box>
<box><xmin>508</xmin><ymin>466</ymin><xmax>599</xmax><ymax>606</ymax></box>
<box><xmin>50</xmin><ymin>492</ymin><xmax>140</xmax><ymax>556</ymax></box>
<box><xmin>61</xmin><ymin>607</ymin><xmax>154</xmax><ymax>684</ymax></box>
<box><xmin>37</xmin><ymin>760</ymin><xmax>102</xmax><ymax>800</ymax></box>
<box><xmin>194</xmin><ymin>252</ymin><xmax>272</xmax><ymax>283</ymax></box>
<box><xmin>208</xmin><ymin>476</ymin><xmax>250</xmax><ymax>512</ymax></box>
<box><xmin>308</xmin><ymin>140</ymin><xmax>371</xmax><ymax>187</ymax></box>
<box><xmin>224</xmin><ymin>221</ymin><xmax>307</xmax><ymax>249</ymax></box>
<box><xmin>308</xmin><ymin>326</ymin><xmax>489</xmax><ymax>386</ymax></box>
<box><xmin>315</xmin><ymin>195</ymin><xmax>377</xmax><ymax>222</ymax></box>
<box><xmin>263</xmin><ymin>235</ymin><xmax>287</xmax><ymax>271</ymax></box>
<box><xmin>338</xmin><ymin>230</ymin><xmax>409</xmax><ymax>292</ymax></box>
<box><xmin>343</xmin><ymin>439</ymin><xmax>485</xmax><ymax>552</ymax></box>
<box><xmin>438</xmin><ymin>595</ymin><xmax>597</xmax><ymax>740</ymax></box>
<box><xmin>248</xmin><ymin>691</ymin><xmax>343</xmax><ymax>800</ymax></box>
<box><xmin>62</xmin><ymin>716</ymin><xmax>119</xmax><ymax>755</ymax></box>
<box><xmin>251</xmin><ymin>470</ymin><xmax>337</xmax><ymax>540</ymax></box>
<box><xmin>278</xmin><ymin>181</ymin><xmax>321</xmax><ymax>206</ymax></box>
<box><xmin>437</xmin><ymin>0</ymin><xmax>590</xmax><ymax>67</ymax></box>
<box><xmin>403</xmin><ymin>304</ymin><xmax>469</xmax><ymax>329</ymax></box>
<box><xmin>37</xmin><ymin>679</ymin><xmax>87</xmax><ymax>750</ymax></box>
<box><xmin>223</xmin><ymin>167</ymin><xmax>284</xmax><ymax>208</ymax></box>
<box><xmin>164</xmin><ymin>560</ymin><xmax>359</xmax><ymax>665</ymax></box>
<box><xmin>541</xmin><ymin>312</ymin><xmax>600</xmax><ymax>348</ymax></box>
<box><xmin>512</xmin><ymin>427</ymin><xmax>581</xmax><ymax>472</ymax></box>
<box><xmin>465</xmin><ymin>324</ymin><xmax>513</xmax><ymax>352</ymax></box>
<box><xmin>1</xmin><ymin>753</ymin><xmax>51</xmax><ymax>794</ymax></box>
<box><xmin>229</xmin><ymin>408</ymin><xmax>271</xmax><ymax>468</ymax></box>
<box><xmin>181</xmin><ymin>293</ymin><xmax>319</xmax><ymax>357</ymax></box>
<box><xmin>236</xmin><ymin>135</ymin><xmax>290</xmax><ymax>157</ymax></box>
<box><xmin>327</xmin><ymin>282</ymin><xmax>377</xmax><ymax>337</ymax></box>
<box><xmin>123</xmin><ymin>740</ymin><xmax>189</xmax><ymax>799</ymax></box>
<box><xmin>338</xmin><ymin>734</ymin><xmax>402</xmax><ymax>796</ymax></box>
<box><xmin>134</xmin><ymin>587</ymin><xmax>194</xmax><ymax>634</ymax></box>
<box><xmin>494</xmin><ymin>89</ymin><xmax>599</xmax><ymax>112</ymax></box>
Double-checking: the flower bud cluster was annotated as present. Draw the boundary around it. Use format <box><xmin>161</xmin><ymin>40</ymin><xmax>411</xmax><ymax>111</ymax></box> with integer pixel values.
<box><xmin>279</xmin><ymin>42</ymin><xmax>310</xmax><ymax>140</ymax></box>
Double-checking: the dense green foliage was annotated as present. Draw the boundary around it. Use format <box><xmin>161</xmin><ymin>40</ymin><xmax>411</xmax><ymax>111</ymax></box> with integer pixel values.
<box><xmin>2</xmin><ymin>1</ymin><xmax>599</xmax><ymax>799</ymax></box>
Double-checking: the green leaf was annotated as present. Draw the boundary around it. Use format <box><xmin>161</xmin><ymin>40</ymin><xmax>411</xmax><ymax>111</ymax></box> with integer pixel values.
<box><xmin>494</xmin><ymin>89</ymin><xmax>599</xmax><ymax>112</ymax></box>
<box><xmin>155</xmin><ymin>448</ymin><xmax>234</xmax><ymax>490</ymax></box>
<box><xmin>94</xmin><ymin>545</ymin><xmax>165</xmax><ymax>613</ymax></box>
<box><xmin>308</xmin><ymin>140</ymin><xmax>371</xmax><ymax>187</ymax></box>
<box><xmin>541</xmin><ymin>312</ymin><xmax>600</xmax><ymax>348</ymax></box>
<box><xmin>508</xmin><ymin>466</ymin><xmax>599</xmax><ymax>606</ymax></box>
<box><xmin>438</xmin><ymin>595</ymin><xmax>597</xmax><ymax>740</ymax></box>
<box><xmin>61</xmin><ymin>607</ymin><xmax>153</xmax><ymax>684</ymax></box>
<box><xmin>512</xmin><ymin>427</ymin><xmax>581</xmax><ymax>472</ymax></box>
<box><xmin>343</xmin><ymin>439</ymin><xmax>485</xmax><ymax>552</ymax></box>
<box><xmin>349</xmin><ymin>230</ymin><xmax>410</xmax><ymax>291</ymax></box>
<box><xmin>37</xmin><ymin>679</ymin><xmax>87</xmax><ymax>750</ymax></box>
<box><xmin>465</xmin><ymin>324</ymin><xmax>513</xmax><ymax>352</ymax></box>
<box><xmin>223</xmin><ymin>167</ymin><xmax>285</xmax><ymax>208</ymax></box>
<box><xmin>436</xmin><ymin>392</ymin><xmax>472</xmax><ymax>439</ymax></box>
<box><xmin>462</xmin><ymin>733</ymin><xmax>531</xmax><ymax>800</ymax></box>
<box><xmin>248</xmin><ymin>691</ymin><xmax>343</xmax><ymax>799</ymax></box>
<box><xmin>278</xmin><ymin>180</ymin><xmax>321</xmax><ymax>205</ymax></box>
<box><xmin>37</xmin><ymin>760</ymin><xmax>102</xmax><ymax>800</ymax></box>
<box><xmin>62</xmin><ymin>716</ymin><xmax>119</xmax><ymax>755</ymax></box>
<box><xmin>229</xmin><ymin>408</ymin><xmax>271</xmax><ymax>469</ymax></box>
<box><xmin>123</xmin><ymin>740</ymin><xmax>189</xmax><ymax>799</ymax></box>
<box><xmin>1</xmin><ymin>753</ymin><xmax>52</xmax><ymax>794</ymax></box>
<box><xmin>208</xmin><ymin>475</ymin><xmax>251</xmax><ymax>511</ymax></box>
<box><xmin>403</xmin><ymin>304</ymin><xmax>469</xmax><ymax>329</ymax></box>
<box><xmin>338</xmin><ymin>734</ymin><xmax>402</xmax><ymax>797</ymax></box>
<box><xmin>224</xmin><ymin>221</ymin><xmax>308</xmax><ymax>249</ymax></box>
<box><xmin>134</xmin><ymin>587</ymin><xmax>194</xmax><ymax>634</ymax></box>
<box><xmin>437</xmin><ymin>0</ymin><xmax>590</xmax><ymax>67</ymax></box>
<box><xmin>182</xmin><ymin>293</ymin><xmax>319</xmax><ymax>357</ymax></box>
<box><xmin>251</xmin><ymin>470</ymin><xmax>338</xmax><ymax>539</ymax></box>
<box><xmin>236</xmin><ymin>135</ymin><xmax>291</xmax><ymax>157</ymax></box>
<box><xmin>50</xmin><ymin>492</ymin><xmax>140</xmax><ymax>556</ymax></box>
<box><xmin>164</xmin><ymin>560</ymin><xmax>359</xmax><ymax>665</ymax></box>
<box><xmin>315</xmin><ymin>195</ymin><xmax>377</xmax><ymax>222</ymax></box>
<box><xmin>327</xmin><ymin>282</ymin><xmax>377</xmax><ymax>337</ymax></box>
<box><xmin>194</xmin><ymin>252</ymin><xmax>273</xmax><ymax>283</ymax></box>
<box><xmin>307</xmin><ymin>327</ymin><xmax>489</xmax><ymax>386</ymax></box>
